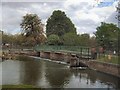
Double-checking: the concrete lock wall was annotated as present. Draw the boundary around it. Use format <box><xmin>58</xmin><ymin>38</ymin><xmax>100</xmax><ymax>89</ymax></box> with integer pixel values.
<box><xmin>54</xmin><ymin>52</ymin><xmax>64</xmax><ymax>61</ymax></box>
<box><xmin>40</xmin><ymin>51</ymin><xmax>45</xmax><ymax>58</ymax></box>
<box><xmin>50</xmin><ymin>52</ymin><xmax>64</xmax><ymax>61</ymax></box>
<box><xmin>43</xmin><ymin>51</ymin><xmax>50</xmax><ymax>59</ymax></box>
<box><xmin>64</xmin><ymin>53</ymin><xmax>71</xmax><ymax>63</ymax></box>
<box><xmin>50</xmin><ymin>51</ymin><xmax>56</xmax><ymax>60</ymax></box>
<box><xmin>40</xmin><ymin>51</ymin><xmax>50</xmax><ymax>59</ymax></box>
<box><xmin>39</xmin><ymin>51</ymin><xmax>79</xmax><ymax>65</ymax></box>
<box><xmin>40</xmin><ymin>51</ymin><xmax>74</xmax><ymax>62</ymax></box>
<box><xmin>86</xmin><ymin>61</ymin><xmax>120</xmax><ymax>78</ymax></box>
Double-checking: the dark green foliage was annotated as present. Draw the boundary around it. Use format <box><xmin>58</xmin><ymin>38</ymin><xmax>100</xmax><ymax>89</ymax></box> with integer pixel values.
<box><xmin>60</xmin><ymin>33</ymin><xmax>96</xmax><ymax>46</ymax></box>
<box><xmin>2</xmin><ymin>33</ymin><xmax>14</xmax><ymax>45</ymax></box>
<box><xmin>78</xmin><ymin>33</ymin><xmax>90</xmax><ymax>46</ymax></box>
<box><xmin>46</xmin><ymin>10</ymin><xmax>77</xmax><ymax>37</ymax></box>
<box><xmin>47</xmin><ymin>34</ymin><xmax>60</xmax><ymax>45</ymax></box>
<box><xmin>63</xmin><ymin>33</ymin><xmax>79</xmax><ymax>46</ymax></box>
<box><xmin>95</xmin><ymin>22</ymin><xmax>120</xmax><ymax>51</ymax></box>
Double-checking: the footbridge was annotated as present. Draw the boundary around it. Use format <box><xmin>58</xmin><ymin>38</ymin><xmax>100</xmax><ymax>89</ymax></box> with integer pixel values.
<box><xmin>35</xmin><ymin>45</ymin><xmax>92</xmax><ymax>67</ymax></box>
<box><xmin>2</xmin><ymin>46</ymin><xmax>93</xmax><ymax>67</ymax></box>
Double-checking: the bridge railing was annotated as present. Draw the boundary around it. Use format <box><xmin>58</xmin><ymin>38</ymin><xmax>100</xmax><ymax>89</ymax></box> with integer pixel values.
<box><xmin>34</xmin><ymin>45</ymin><xmax>91</xmax><ymax>55</ymax></box>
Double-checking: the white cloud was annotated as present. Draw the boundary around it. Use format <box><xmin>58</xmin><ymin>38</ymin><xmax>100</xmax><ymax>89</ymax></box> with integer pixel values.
<box><xmin>106</xmin><ymin>11</ymin><xmax>118</xmax><ymax>24</ymax></box>
<box><xmin>1</xmin><ymin>0</ymin><xmax>118</xmax><ymax>35</ymax></box>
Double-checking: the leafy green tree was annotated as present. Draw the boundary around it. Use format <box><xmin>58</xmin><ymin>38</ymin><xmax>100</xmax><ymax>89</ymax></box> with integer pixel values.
<box><xmin>63</xmin><ymin>33</ymin><xmax>79</xmax><ymax>46</ymax></box>
<box><xmin>46</xmin><ymin>10</ymin><xmax>77</xmax><ymax>37</ymax></box>
<box><xmin>79</xmin><ymin>33</ymin><xmax>90</xmax><ymax>46</ymax></box>
<box><xmin>47</xmin><ymin>34</ymin><xmax>60</xmax><ymax>45</ymax></box>
<box><xmin>89</xmin><ymin>36</ymin><xmax>97</xmax><ymax>47</ymax></box>
<box><xmin>95</xmin><ymin>22</ymin><xmax>120</xmax><ymax>51</ymax></box>
<box><xmin>2</xmin><ymin>33</ymin><xmax>13</xmax><ymax>45</ymax></box>
<box><xmin>13</xmin><ymin>34</ymin><xmax>26</xmax><ymax>46</ymax></box>
<box><xmin>20</xmin><ymin>13</ymin><xmax>45</xmax><ymax>45</ymax></box>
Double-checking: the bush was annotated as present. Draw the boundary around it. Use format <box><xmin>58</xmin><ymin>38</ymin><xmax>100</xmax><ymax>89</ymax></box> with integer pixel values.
<box><xmin>47</xmin><ymin>34</ymin><xmax>60</xmax><ymax>45</ymax></box>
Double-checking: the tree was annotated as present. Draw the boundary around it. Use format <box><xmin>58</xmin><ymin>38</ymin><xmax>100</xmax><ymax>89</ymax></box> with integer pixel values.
<box><xmin>47</xmin><ymin>34</ymin><xmax>60</xmax><ymax>45</ymax></box>
<box><xmin>89</xmin><ymin>36</ymin><xmax>97</xmax><ymax>47</ymax></box>
<box><xmin>63</xmin><ymin>33</ymin><xmax>79</xmax><ymax>46</ymax></box>
<box><xmin>116</xmin><ymin>2</ymin><xmax>120</xmax><ymax>54</ymax></box>
<box><xmin>46</xmin><ymin>10</ymin><xmax>77</xmax><ymax>37</ymax></box>
<box><xmin>2</xmin><ymin>33</ymin><xmax>14</xmax><ymax>45</ymax></box>
<box><xmin>95</xmin><ymin>22</ymin><xmax>120</xmax><ymax>51</ymax></box>
<box><xmin>78</xmin><ymin>33</ymin><xmax>90</xmax><ymax>46</ymax></box>
<box><xmin>13</xmin><ymin>34</ymin><xmax>26</xmax><ymax>47</ymax></box>
<box><xmin>20</xmin><ymin>13</ymin><xmax>46</xmax><ymax>45</ymax></box>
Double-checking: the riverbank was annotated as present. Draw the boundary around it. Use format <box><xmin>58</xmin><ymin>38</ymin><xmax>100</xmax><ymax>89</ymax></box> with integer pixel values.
<box><xmin>1</xmin><ymin>85</ymin><xmax>36</xmax><ymax>88</ymax></box>
<box><xmin>98</xmin><ymin>55</ymin><xmax>120</xmax><ymax>65</ymax></box>
<box><xmin>84</xmin><ymin>60</ymin><xmax>120</xmax><ymax>78</ymax></box>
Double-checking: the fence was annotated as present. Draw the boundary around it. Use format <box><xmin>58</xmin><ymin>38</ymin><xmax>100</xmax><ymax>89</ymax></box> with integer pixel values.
<box><xmin>34</xmin><ymin>45</ymin><xmax>91</xmax><ymax>57</ymax></box>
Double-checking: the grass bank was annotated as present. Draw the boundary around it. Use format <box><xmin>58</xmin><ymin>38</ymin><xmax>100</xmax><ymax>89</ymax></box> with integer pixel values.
<box><xmin>97</xmin><ymin>54</ymin><xmax>120</xmax><ymax>65</ymax></box>
<box><xmin>1</xmin><ymin>84</ymin><xmax>37</xmax><ymax>88</ymax></box>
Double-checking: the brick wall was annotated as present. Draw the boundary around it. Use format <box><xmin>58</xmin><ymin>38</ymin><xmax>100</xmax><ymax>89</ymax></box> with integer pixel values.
<box><xmin>86</xmin><ymin>60</ymin><xmax>120</xmax><ymax>78</ymax></box>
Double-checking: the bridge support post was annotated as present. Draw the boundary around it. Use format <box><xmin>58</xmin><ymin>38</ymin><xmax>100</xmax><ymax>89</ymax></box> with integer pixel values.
<box><xmin>40</xmin><ymin>51</ymin><xmax>44</xmax><ymax>58</ymax></box>
<box><xmin>50</xmin><ymin>51</ymin><xmax>55</xmax><ymax>60</ymax></box>
<box><xmin>64</xmin><ymin>53</ymin><xmax>71</xmax><ymax>63</ymax></box>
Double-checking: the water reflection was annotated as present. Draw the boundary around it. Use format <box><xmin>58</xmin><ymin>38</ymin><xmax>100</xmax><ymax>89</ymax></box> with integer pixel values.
<box><xmin>1</xmin><ymin>56</ymin><xmax>120</xmax><ymax>89</ymax></box>
<box><xmin>45</xmin><ymin>61</ymin><xmax>71</xmax><ymax>88</ymax></box>
<box><xmin>2</xmin><ymin>60</ymin><xmax>23</xmax><ymax>85</ymax></box>
<box><xmin>68</xmin><ymin>69</ymin><xmax>119</xmax><ymax>88</ymax></box>
<box><xmin>21</xmin><ymin>61</ymin><xmax>42</xmax><ymax>86</ymax></box>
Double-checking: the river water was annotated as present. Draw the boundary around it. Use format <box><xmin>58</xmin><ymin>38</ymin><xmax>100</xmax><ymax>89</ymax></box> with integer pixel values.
<box><xmin>1</xmin><ymin>56</ymin><xmax>120</xmax><ymax>89</ymax></box>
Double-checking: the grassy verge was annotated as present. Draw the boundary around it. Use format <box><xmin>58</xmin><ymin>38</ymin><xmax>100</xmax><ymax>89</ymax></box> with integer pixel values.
<box><xmin>1</xmin><ymin>85</ymin><xmax>36</xmax><ymax>88</ymax></box>
<box><xmin>97</xmin><ymin>54</ymin><xmax>120</xmax><ymax>65</ymax></box>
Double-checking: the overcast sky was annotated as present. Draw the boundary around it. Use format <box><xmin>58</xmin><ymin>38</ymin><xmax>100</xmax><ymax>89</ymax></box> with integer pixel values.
<box><xmin>1</xmin><ymin>0</ymin><xmax>119</xmax><ymax>35</ymax></box>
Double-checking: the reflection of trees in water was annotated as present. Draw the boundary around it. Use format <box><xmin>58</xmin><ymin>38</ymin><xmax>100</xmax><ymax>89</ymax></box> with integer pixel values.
<box><xmin>86</xmin><ymin>70</ymin><xmax>119</xmax><ymax>88</ymax></box>
<box><xmin>73</xmin><ymin>69</ymin><xmax>98</xmax><ymax>84</ymax></box>
<box><xmin>71</xmin><ymin>69</ymin><xmax>119</xmax><ymax>88</ymax></box>
<box><xmin>85</xmin><ymin>70</ymin><xmax>97</xmax><ymax>84</ymax></box>
<box><xmin>19</xmin><ymin>56</ymin><xmax>42</xmax><ymax>86</ymax></box>
<box><xmin>70</xmin><ymin>69</ymin><xmax>91</xmax><ymax>85</ymax></box>
<box><xmin>92</xmin><ymin>71</ymin><xmax>120</xmax><ymax>88</ymax></box>
<box><xmin>45</xmin><ymin>62</ymin><xmax>71</xmax><ymax>88</ymax></box>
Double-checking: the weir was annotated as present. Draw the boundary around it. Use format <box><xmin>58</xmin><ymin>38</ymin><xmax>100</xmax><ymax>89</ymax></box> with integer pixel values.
<box><xmin>2</xmin><ymin>48</ymin><xmax>120</xmax><ymax>78</ymax></box>
<box><xmin>2</xmin><ymin>48</ymin><xmax>90</xmax><ymax>68</ymax></box>
<box><xmin>38</xmin><ymin>51</ymin><xmax>89</xmax><ymax>68</ymax></box>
